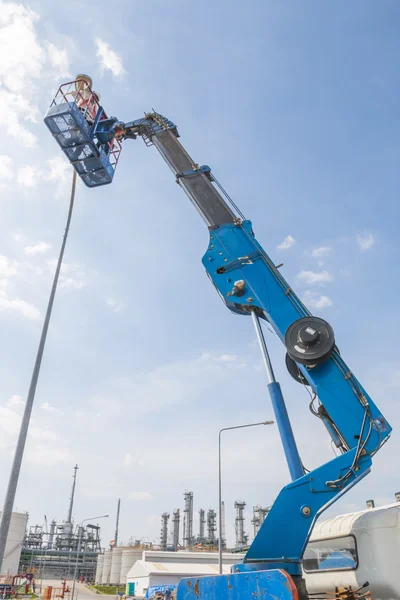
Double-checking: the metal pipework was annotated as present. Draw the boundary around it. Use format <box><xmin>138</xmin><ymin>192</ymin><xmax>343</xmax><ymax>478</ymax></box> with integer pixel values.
<box><xmin>70</xmin><ymin>515</ymin><xmax>108</xmax><ymax>600</ymax></box>
<box><xmin>251</xmin><ymin>311</ymin><xmax>304</xmax><ymax>481</ymax></box>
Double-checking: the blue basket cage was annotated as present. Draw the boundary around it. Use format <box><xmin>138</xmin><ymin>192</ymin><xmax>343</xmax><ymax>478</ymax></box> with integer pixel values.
<box><xmin>44</xmin><ymin>80</ymin><xmax>122</xmax><ymax>188</ymax></box>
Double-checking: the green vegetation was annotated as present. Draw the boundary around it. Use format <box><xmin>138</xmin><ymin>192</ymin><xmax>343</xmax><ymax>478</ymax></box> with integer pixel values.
<box><xmin>91</xmin><ymin>585</ymin><xmax>121</xmax><ymax>595</ymax></box>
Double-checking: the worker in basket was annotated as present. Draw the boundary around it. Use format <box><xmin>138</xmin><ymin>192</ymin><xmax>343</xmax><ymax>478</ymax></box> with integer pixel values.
<box><xmin>72</xmin><ymin>74</ymin><xmax>100</xmax><ymax>125</ymax></box>
<box><xmin>72</xmin><ymin>73</ymin><xmax>115</xmax><ymax>158</ymax></box>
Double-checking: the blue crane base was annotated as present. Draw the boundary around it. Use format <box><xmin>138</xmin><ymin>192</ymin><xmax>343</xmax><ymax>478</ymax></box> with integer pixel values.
<box><xmin>44</xmin><ymin>102</ymin><xmax>115</xmax><ymax>187</ymax></box>
<box><xmin>177</xmin><ymin>569</ymin><xmax>301</xmax><ymax>600</ymax></box>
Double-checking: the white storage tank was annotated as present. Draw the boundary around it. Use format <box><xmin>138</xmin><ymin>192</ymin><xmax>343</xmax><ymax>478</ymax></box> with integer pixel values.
<box><xmin>101</xmin><ymin>550</ymin><xmax>112</xmax><ymax>584</ymax></box>
<box><xmin>0</xmin><ymin>511</ymin><xmax>28</xmax><ymax>576</ymax></box>
<box><xmin>120</xmin><ymin>548</ymin><xmax>142</xmax><ymax>585</ymax></box>
<box><xmin>110</xmin><ymin>547</ymin><xmax>123</xmax><ymax>585</ymax></box>
<box><xmin>95</xmin><ymin>553</ymin><xmax>104</xmax><ymax>584</ymax></box>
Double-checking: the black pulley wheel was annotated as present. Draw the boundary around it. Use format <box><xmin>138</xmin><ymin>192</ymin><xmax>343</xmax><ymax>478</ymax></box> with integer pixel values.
<box><xmin>285</xmin><ymin>353</ymin><xmax>310</xmax><ymax>386</ymax></box>
<box><xmin>285</xmin><ymin>316</ymin><xmax>335</xmax><ymax>366</ymax></box>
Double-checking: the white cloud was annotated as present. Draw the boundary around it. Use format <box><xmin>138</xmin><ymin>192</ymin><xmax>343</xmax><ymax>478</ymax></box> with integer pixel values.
<box><xmin>60</xmin><ymin>277</ymin><xmax>86</xmax><ymax>290</ymax></box>
<box><xmin>45</xmin><ymin>42</ymin><xmax>69</xmax><ymax>73</ymax></box>
<box><xmin>277</xmin><ymin>235</ymin><xmax>296</xmax><ymax>250</ymax></box>
<box><xmin>0</xmin><ymin>3</ymin><xmax>70</xmax><ymax>148</ymax></box>
<box><xmin>29</xmin><ymin>425</ymin><xmax>57</xmax><ymax>440</ymax></box>
<box><xmin>40</xmin><ymin>402</ymin><xmax>57</xmax><ymax>412</ymax></box>
<box><xmin>0</xmin><ymin>394</ymin><xmax>70</xmax><ymax>464</ymax></box>
<box><xmin>24</xmin><ymin>242</ymin><xmax>51</xmax><ymax>256</ymax></box>
<box><xmin>112</xmin><ymin>350</ymin><xmax>251</xmax><ymax>417</ymax></box>
<box><xmin>95</xmin><ymin>38</ymin><xmax>125</xmax><ymax>77</ymax></box>
<box><xmin>296</xmin><ymin>270</ymin><xmax>334</xmax><ymax>285</ymax></box>
<box><xmin>128</xmin><ymin>491</ymin><xmax>152</xmax><ymax>501</ymax></box>
<box><xmin>12</xmin><ymin>232</ymin><xmax>25</xmax><ymax>243</ymax></box>
<box><xmin>0</xmin><ymin>290</ymin><xmax>40</xmax><ymax>319</ymax></box>
<box><xmin>303</xmin><ymin>290</ymin><xmax>333</xmax><ymax>310</ymax></box>
<box><xmin>356</xmin><ymin>231</ymin><xmax>375</xmax><ymax>251</ymax></box>
<box><xmin>0</xmin><ymin>155</ymin><xmax>14</xmax><ymax>188</ymax></box>
<box><xmin>48</xmin><ymin>260</ymin><xmax>88</xmax><ymax>290</ymax></box>
<box><xmin>7</xmin><ymin>394</ymin><xmax>24</xmax><ymax>407</ymax></box>
<box><xmin>0</xmin><ymin>255</ymin><xmax>18</xmax><ymax>278</ymax></box>
<box><xmin>216</xmin><ymin>354</ymin><xmax>237</xmax><ymax>362</ymax></box>
<box><xmin>311</xmin><ymin>246</ymin><xmax>331</xmax><ymax>258</ymax></box>
<box><xmin>0</xmin><ymin>397</ymin><xmax>55</xmax><ymax>441</ymax></box>
<box><xmin>106</xmin><ymin>297</ymin><xmax>125</xmax><ymax>313</ymax></box>
<box><xmin>0</xmin><ymin>404</ymin><xmax>22</xmax><ymax>435</ymax></box>
<box><xmin>123</xmin><ymin>453</ymin><xmax>133</xmax><ymax>466</ymax></box>
<box><xmin>123</xmin><ymin>453</ymin><xmax>144</xmax><ymax>467</ymax></box>
<box><xmin>26</xmin><ymin>445</ymin><xmax>72</xmax><ymax>465</ymax></box>
<box><xmin>16</xmin><ymin>157</ymin><xmax>71</xmax><ymax>193</ymax></box>
<box><xmin>45</xmin><ymin>156</ymin><xmax>71</xmax><ymax>184</ymax></box>
<box><xmin>17</xmin><ymin>165</ymin><xmax>41</xmax><ymax>188</ymax></box>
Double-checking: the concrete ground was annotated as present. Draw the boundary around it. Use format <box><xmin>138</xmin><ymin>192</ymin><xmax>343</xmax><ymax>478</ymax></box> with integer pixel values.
<box><xmin>39</xmin><ymin>580</ymin><xmax>101</xmax><ymax>600</ymax></box>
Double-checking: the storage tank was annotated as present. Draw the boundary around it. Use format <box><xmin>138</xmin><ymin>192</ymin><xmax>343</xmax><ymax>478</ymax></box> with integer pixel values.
<box><xmin>0</xmin><ymin>511</ymin><xmax>28</xmax><ymax>575</ymax></box>
<box><xmin>110</xmin><ymin>547</ymin><xmax>123</xmax><ymax>584</ymax></box>
<box><xmin>101</xmin><ymin>550</ymin><xmax>112</xmax><ymax>584</ymax></box>
<box><xmin>120</xmin><ymin>548</ymin><xmax>142</xmax><ymax>585</ymax></box>
<box><xmin>95</xmin><ymin>554</ymin><xmax>104</xmax><ymax>584</ymax></box>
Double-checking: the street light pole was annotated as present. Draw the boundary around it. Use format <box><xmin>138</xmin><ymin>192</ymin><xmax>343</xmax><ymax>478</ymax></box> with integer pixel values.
<box><xmin>0</xmin><ymin>171</ymin><xmax>78</xmax><ymax>573</ymax></box>
<box><xmin>218</xmin><ymin>421</ymin><xmax>273</xmax><ymax>574</ymax></box>
<box><xmin>70</xmin><ymin>515</ymin><xmax>109</xmax><ymax>600</ymax></box>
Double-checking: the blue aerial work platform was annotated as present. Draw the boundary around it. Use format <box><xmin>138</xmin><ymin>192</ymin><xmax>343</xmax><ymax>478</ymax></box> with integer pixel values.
<box><xmin>44</xmin><ymin>79</ymin><xmax>122</xmax><ymax>187</ymax></box>
<box><xmin>43</xmin><ymin>75</ymin><xmax>392</xmax><ymax>600</ymax></box>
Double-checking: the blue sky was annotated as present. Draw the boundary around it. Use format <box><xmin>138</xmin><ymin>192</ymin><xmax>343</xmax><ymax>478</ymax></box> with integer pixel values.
<box><xmin>0</xmin><ymin>0</ymin><xmax>399</xmax><ymax>548</ymax></box>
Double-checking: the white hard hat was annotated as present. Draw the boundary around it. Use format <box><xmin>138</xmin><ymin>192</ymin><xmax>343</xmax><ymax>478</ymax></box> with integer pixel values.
<box><xmin>75</xmin><ymin>74</ymin><xmax>93</xmax><ymax>92</ymax></box>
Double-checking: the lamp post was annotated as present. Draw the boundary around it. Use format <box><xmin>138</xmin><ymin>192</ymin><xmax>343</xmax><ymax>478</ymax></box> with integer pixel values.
<box><xmin>0</xmin><ymin>171</ymin><xmax>78</xmax><ymax>573</ymax></box>
<box><xmin>218</xmin><ymin>421</ymin><xmax>274</xmax><ymax>574</ymax></box>
<box><xmin>71</xmin><ymin>515</ymin><xmax>109</xmax><ymax>600</ymax></box>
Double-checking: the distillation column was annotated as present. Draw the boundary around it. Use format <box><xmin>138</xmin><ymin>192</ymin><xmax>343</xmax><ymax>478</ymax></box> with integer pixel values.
<box><xmin>160</xmin><ymin>513</ymin><xmax>170</xmax><ymax>551</ymax></box>
<box><xmin>183</xmin><ymin>492</ymin><xmax>193</xmax><ymax>548</ymax></box>
<box><xmin>234</xmin><ymin>501</ymin><xmax>248</xmax><ymax>548</ymax></box>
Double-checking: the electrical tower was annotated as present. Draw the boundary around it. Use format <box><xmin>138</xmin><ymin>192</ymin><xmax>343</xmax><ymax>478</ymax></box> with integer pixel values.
<box><xmin>206</xmin><ymin>509</ymin><xmax>216</xmax><ymax>544</ymax></box>
<box><xmin>160</xmin><ymin>513</ymin><xmax>170</xmax><ymax>551</ymax></box>
<box><xmin>183</xmin><ymin>491</ymin><xmax>194</xmax><ymax>548</ymax></box>
<box><xmin>234</xmin><ymin>500</ymin><xmax>248</xmax><ymax>547</ymax></box>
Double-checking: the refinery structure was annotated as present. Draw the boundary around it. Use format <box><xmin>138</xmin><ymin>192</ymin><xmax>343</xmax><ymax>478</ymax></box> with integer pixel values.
<box><xmin>3</xmin><ymin>465</ymin><xmax>270</xmax><ymax>585</ymax></box>
<box><xmin>155</xmin><ymin>491</ymin><xmax>269</xmax><ymax>552</ymax></box>
<box><xmin>18</xmin><ymin>465</ymin><xmax>103</xmax><ymax>580</ymax></box>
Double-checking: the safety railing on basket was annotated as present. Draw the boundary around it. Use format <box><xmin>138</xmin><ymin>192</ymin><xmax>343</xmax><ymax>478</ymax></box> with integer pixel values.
<box><xmin>48</xmin><ymin>77</ymin><xmax>122</xmax><ymax>170</ymax></box>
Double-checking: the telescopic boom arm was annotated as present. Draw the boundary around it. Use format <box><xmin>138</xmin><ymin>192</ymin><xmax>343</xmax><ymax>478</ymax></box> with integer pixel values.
<box><xmin>43</xmin><ymin>85</ymin><xmax>392</xmax><ymax>598</ymax></box>
<box><xmin>110</xmin><ymin>111</ymin><xmax>391</xmax><ymax>571</ymax></box>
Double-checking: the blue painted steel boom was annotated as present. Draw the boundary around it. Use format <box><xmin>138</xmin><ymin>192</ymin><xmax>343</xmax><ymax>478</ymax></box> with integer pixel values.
<box><xmin>116</xmin><ymin>113</ymin><xmax>391</xmax><ymax>571</ymax></box>
<box><xmin>43</xmin><ymin>96</ymin><xmax>392</xmax><ymax>596</ymax></box>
